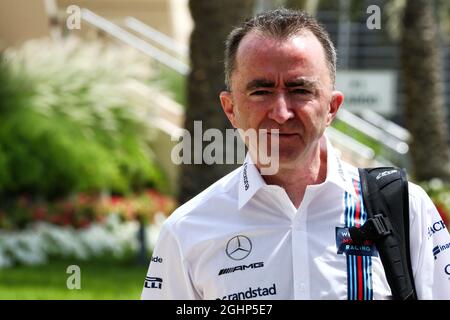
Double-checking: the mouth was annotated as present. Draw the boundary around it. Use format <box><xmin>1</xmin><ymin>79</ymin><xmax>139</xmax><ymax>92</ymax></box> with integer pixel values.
<box><xmin>266</xmin><ymin>132</ymin><xmax>299</xmax><ymax>137</ymax></box>
<box><xmin>265</xmin><ymin>132</ymin><xmax>300</xmax><ymax>144</ymax></box>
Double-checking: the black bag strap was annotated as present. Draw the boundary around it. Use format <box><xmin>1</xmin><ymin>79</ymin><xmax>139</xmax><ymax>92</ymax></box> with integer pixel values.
<box><xmin>349</xmin><ymin>167</ymin><xmax>417</xmax><ymax>300</ymax></box>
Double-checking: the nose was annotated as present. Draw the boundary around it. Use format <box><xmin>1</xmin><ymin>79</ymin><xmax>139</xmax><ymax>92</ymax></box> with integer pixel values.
<box><xmin>268</xmin><ymin>93</ymin><xmax>294</xmax><ymax>124</ymax></box>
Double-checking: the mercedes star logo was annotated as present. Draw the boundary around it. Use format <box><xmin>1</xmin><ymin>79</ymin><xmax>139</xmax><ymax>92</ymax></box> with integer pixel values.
<box><xmin>226</xmin><ymin>235</ymin><xmax>252</xmax><ymax>260</ymax></box>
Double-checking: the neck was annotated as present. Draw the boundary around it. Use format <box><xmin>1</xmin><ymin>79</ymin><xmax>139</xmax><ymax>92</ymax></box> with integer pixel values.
<box><xmin>258</xmin><ymin>137</ymin><xmax>328</xmax><ymax>208</ymax></box>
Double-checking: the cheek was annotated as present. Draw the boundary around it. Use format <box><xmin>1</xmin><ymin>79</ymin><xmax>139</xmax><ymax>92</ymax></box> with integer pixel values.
<box><xmin>314</xmin><ymin>109</ymin><xmax>330</xmax><ymax>129</ymax></box>
<box><xmin>234</xmin><ymin>103</ymin><xmax>267</xmax><ymax>130</ymax></box>
<box><xmin>296</xmin><ymin>103</ymin><xmax>328</xmax><ymax>131</ymax></box>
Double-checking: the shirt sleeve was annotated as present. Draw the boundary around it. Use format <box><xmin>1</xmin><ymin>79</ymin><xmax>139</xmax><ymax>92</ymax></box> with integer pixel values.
<box><xmin>140</xmin><ymin>221</ymin><xmax>200</xmax><ymax>300</ymax></box>
<box><xmin>408</xmin><ymin>183</ymin><xmax>450</xmax><ymax>299</ymax></box>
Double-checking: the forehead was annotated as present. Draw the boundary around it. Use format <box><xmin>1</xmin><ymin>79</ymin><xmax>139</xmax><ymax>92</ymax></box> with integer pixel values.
<box><xmin>233</xmin><ymin>30</ymin><xmax>329</xmax><ymax>86</ymax></box>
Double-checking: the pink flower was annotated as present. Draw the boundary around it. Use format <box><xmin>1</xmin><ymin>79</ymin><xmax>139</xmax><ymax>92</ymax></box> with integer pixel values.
<box><xmin>111</xmin><ymin>195</ymin><xmax>123</xmax><ymax>205</ymax></box>
<box><xmin>33</xmin><ymin>207</ymin><xmax>47</xmax><ymax>220</ymax></box>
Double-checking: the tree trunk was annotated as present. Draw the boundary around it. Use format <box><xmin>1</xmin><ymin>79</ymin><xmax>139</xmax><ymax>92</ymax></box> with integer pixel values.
<box><xmin>400</xmin><ymin>0</ymin><xmax>450</xmax><ymax>182</ymax></box>
<box><xmin>180</xmin><ymin>0</ymin><xmax>254</xmax><ymax>204</ymax></box>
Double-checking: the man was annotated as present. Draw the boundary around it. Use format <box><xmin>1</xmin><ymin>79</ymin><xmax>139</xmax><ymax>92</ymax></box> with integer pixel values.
<box><xmin>141</xmin><ymin>8</ymin><xmax>450</xmax><ymax>300</ymax></box>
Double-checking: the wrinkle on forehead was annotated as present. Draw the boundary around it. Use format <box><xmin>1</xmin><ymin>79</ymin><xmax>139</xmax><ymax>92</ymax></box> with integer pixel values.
<box><xmin>232</xmin><ymin>30</ymin><xmax>330</xmax><ymax>91</ymax></box>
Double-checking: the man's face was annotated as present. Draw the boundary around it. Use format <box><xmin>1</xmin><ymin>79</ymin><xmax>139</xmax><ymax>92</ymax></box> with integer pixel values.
<box><xmin>220</xmin><ymin>30</ymin><xmax>343</xmax><ymax>170</ymax></box>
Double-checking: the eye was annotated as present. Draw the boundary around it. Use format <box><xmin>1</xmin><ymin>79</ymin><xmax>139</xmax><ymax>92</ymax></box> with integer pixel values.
<box><xmin>250</xmin><ymin>90</ymin><xmax>271</xmax><ymax>96</ymax></box>
<box><xmin>291</xmin><ymin>88</ymin><xmax>312</xmax><ymax>95</ymax></box>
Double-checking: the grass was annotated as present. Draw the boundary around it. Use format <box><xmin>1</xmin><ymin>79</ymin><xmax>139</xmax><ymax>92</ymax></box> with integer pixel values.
<box><xmin>0</xmin><ymin>258</ymin><xmax>149</xmax><ymax>300</ymax></box>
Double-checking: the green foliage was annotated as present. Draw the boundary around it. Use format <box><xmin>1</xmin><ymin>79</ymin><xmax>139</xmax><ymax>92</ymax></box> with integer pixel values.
<box><xmin>0</xmin><ymin>38</ymin><xmax>168</xmax><ymax>198</ymax></box>
<box><xmin>385</xmin><ymin>0</ymin><xmax>450</xmax><ymax>43</ymax></box>
<box><xmin>152</xmin><ymin>64</ymin><xmax>187</xmax><ymax>107</ymax></box>
<box><xmin>332</xmin><ymin>118</ymin><xmax>383</xmax><ymax>155</ymax></box>
<box><xmin>0</xmin><ymin>190</ymin><xmax>176</xmax><ymax>230</ymax></box>
<box><xmin>421</xmin><ymin>179</ymin><xmax>450</xmax><ymax>226</ymax></box>
<box><xmin>0</xmin><ymin>258</ymin><xmax>147</xmax><ymax>299</ymax></box>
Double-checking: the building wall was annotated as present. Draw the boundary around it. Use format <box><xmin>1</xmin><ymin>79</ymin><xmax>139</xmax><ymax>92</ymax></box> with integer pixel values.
<box><xmin>56</xmin><ymin>0</ymin><xmax>192</xmax><ymax>45</ymax></box>
<box><xmin>0</xmin><ymin>0</ymin><xmax>51</xmax><ymax>51</ymax></box>
<box><xmin>0</xmin><ymin>0</ymin><xmax>193</xmax><ymax>51</ymax></box>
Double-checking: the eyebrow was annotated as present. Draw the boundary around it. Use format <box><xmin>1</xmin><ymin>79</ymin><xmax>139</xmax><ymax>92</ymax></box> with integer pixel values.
<box><xmin>245</xmin><ymin>79</ymin><xmax>275</xmax><ymax>91</ymax></box>
<box><xmin>245</xmin><ymin>77</ymin><xmax>319</xmax><ymax>91</ymax></box>
<box><xmin>285</xmin><ymin>78</ymin><xmax>319</xmax><ymax>89</ymax></box>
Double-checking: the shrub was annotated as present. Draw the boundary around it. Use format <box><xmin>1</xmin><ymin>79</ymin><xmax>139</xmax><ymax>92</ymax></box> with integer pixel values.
<box><xmin>0</xmin><ymin>213</ymin><xmax>166</xmax><ymax>268</ymax></box>
<box><xmin>0</xmin><ymin>189</ymin><xmax>176</xmax><ymax>231</ymax></box>
<box><xmin>0</xmin><ymin>37</ymin><xmax>168</xmax><ymax>198</ymax></box>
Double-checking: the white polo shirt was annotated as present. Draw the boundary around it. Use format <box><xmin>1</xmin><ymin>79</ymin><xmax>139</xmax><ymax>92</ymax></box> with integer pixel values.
<box><xmin>141</xmin><ymin>138</ymin><xmax>450</xmax><ymax>300</ymax></box>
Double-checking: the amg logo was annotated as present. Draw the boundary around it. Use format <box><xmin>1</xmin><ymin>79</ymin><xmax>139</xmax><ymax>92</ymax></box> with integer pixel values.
<box><xmin>218</xmin><ymin>262</ymin><xmax>264</xmax><ymax>276</ymax></box>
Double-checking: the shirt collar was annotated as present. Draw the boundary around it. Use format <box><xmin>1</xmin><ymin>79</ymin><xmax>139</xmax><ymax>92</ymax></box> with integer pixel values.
<box><xmin>238</xmin><ymin>153</ymin><xmax>266</xmax><ymax>210</ymax></box>
<box><xmin>237</xmin><ymin>135</ymin><xmax>357</xmax><ymax>209</ymax></box>
<box><xmin>325</xmin><ymin>135</ymin><xmax>358</xmax><ymax>198</ymax></box>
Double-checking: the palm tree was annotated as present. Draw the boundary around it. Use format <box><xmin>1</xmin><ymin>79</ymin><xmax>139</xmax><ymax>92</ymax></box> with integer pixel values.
<box><xmin>400</xmin><ymin>0</ymin><xmax>450</xmax><ymax>181</ymax></box>
<box><xmin>179</xmin><ymin>0</ymin><xmax>254</xmax><ymax>204</ymax></box>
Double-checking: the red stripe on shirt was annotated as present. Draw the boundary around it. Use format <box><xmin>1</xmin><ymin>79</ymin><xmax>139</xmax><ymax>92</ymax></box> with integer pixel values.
<box><xmin>357</xmin><ymin>255</ymin><xmax>363</xmax><ymax>300</ymax></box>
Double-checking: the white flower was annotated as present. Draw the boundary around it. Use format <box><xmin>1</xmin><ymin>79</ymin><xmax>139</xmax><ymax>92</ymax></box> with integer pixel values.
<box><xmin>0</xmin><ymin>213</ymin><xmax>164</xmax><ymax>269</ymax></box>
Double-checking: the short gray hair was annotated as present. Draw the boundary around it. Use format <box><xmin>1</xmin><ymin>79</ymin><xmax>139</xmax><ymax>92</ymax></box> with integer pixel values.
<box><xmin>224</xmin><ymin>8</ymin><xmax>336</xmax><ymax>90</ymax></box>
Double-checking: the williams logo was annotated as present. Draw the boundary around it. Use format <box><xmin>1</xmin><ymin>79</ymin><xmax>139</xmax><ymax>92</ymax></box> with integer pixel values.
<box><xmin>335</xmin><ymin>227</ymin><xmax>378</xmax><ymax>256</ymax></box>
<box><xmin>226</xmin><ymin>235</ymin><xmax>252</xmax><ymax>260</ymax></box>
<box><xmin>144</xmin><ymin>276</ymin><xmax>163</xmax><ymax>289</ymax></box>
<box><xmin>218</xmin><ymin>262</ymin><xmax>264</xmax><ymax>276</ymax></box>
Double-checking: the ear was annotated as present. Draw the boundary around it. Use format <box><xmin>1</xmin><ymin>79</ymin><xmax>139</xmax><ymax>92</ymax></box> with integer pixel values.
<box><xmin>219</xmin><ymin>91</ymin><xmax>238</xmax><ymax>128</ymax></box>
<box><xmin>326</xmin><ymin>90</ymin><xmax>344</xmax><ymax>126</ymax></box>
